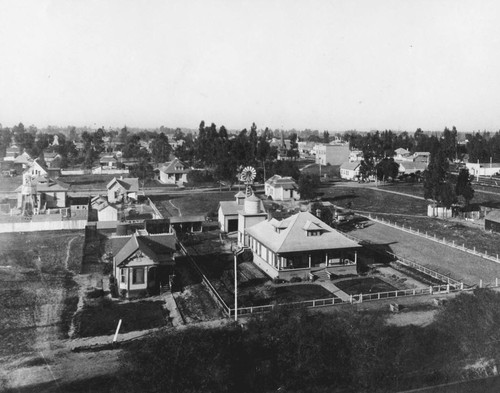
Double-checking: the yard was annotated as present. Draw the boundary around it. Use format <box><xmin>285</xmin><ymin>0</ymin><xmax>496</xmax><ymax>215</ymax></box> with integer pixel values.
<box><xmin>150</xmin><ymin>190</ymin><xmax>237</xmax><ymax>218</ymax></box>
<box><xmin>350</xmin><ymin>221</ymin><xmax>500</xmax><ymax>286</ymax></box>
<box><xmin>72</xmin><ymin>296</ymin><xmax>170</xmax><ymax>337</ymax></box>
<box><xmin>335</xmin><ymin>277</ymin><xmax>397</xmax><ymax>295</ymax></box>
<box><xmin>0</xmin><ymin>231</ymin><xmax>84</xmax><ymax>357</ymax></box>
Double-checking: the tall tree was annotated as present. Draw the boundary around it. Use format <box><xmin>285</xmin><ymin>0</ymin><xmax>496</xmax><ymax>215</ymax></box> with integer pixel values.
<box><xmin>423</xmin><ymin>144</ymin><xmax>456</xmax><ymax>207</ymax></box>
<box><xmin>455</xmin><ymin>168</ymin><xmax>474</xmax><ymax>207</ymax></box>
<box><xmin>151</xmin><ymin>133</ymin><xmax>171</xmax><ymax>164</ymax></box>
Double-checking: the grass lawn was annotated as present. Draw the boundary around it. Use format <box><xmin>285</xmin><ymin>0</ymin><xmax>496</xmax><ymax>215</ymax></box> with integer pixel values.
<box><xmin>274</xmin><ymin>284</ymin><xmax>335</xmax><ymax>302</ymax></box>
<box><xmin>60</xmin><ymin>174</ymin><xmax>116</xmax><ymax>191</ymax></box>
<box><xmin>335</xmin><ymin>277</ymin><xmax>397</xmax><ymax>295</ymax></box>
<box><xmin>152</xmin><ymin>190</ymin><xmax>237</xmax><ymax>217</ymax></box>
<box><xmin>323</xmin><ymin>185</ymin><xmax>429</xmax><ymax>216</ymax></box>
<box><xmin>73</xmin><ymin>298</ymin><xmax>170</xmax><ymax>337</ymax></box>
<box><xmin>350</xmin><ymin>221</ymin><xmax>500</xmax><ymax>286</ymax></box>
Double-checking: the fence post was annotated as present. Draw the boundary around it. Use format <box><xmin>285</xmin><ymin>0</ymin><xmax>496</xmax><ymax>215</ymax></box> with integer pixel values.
<box><xmin>446</xmin><ymin>284</ymin><xmax>450</xmax><ymax>293</ymax></box>
<box><xmin>461</xmin><ymin>282</ymin><xmax>464</xmax><ymax>290</ymax></box>
<box><xmin>413</xmin><ymin>289</ymin><xmax>416</xmax><ymax>295</ymax></box>
<box><xmin>349</xmin><ymin>294</ymin><xmax>353</xmax><ymax>304</ymax></box>
<box><xmin>479</xmin><ymin>279</ymin><xmax>483</xmax><ymax>288</ymax></box>
<box><xmin>429</xmin><ymin>286</ymin><xmax>433</xmax><ymax>294</ymax></box>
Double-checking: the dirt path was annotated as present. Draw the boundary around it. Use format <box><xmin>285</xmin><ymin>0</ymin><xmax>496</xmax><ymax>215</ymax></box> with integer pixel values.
<box><xmin>169</xmin><ymin>199</ymin><xmax>182</xmax><ymax>216</ymax></box>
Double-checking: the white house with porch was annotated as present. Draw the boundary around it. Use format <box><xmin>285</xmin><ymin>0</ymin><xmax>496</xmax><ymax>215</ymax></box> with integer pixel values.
<box><xmin>158</xmin><ymin>158</ymin><xmax>190</xmax><ymax>186</ymax></box>
<box><xmin>244</xmin><ymin>211</ymin><xmax>361</xmax><ymax>280</ymax></box>
<box><xmin>112</xmin><ymin>233</ymin><xmax>177</xmax><ymax>297</ymax></box>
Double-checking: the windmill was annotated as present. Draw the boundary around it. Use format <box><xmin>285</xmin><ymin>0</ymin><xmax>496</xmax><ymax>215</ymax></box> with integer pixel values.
<box><xmin>239</xmin><ymin>166</ymin><xmax>256</xmax><ymax>196</ymax></box>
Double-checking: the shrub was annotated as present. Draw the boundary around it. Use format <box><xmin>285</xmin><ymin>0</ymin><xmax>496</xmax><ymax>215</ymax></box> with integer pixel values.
<box><xmin>86</xmin><ymin>288</ymin><xmax>104</xmax><ymax>299</ymax></box>
<box><xmin>120</xmin><ymin>289</ymin><xmax>127</xmax><ymax>299</ymax></box>
<box><xmin>290</xmin><ymin>276</ymin><xmax>302</xmax><ymax>283</ymax></box>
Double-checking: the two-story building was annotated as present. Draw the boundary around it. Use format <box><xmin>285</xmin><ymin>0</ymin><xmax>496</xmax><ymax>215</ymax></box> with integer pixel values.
<box><xmin>264</xmin><ymin>175</ymin><xmax>300</xmax><ymax>201</ymax></box>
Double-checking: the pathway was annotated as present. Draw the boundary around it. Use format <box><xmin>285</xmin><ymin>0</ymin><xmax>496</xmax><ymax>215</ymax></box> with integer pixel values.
<box><xmin>315</xmin><ymin>278</ymin><xmax>351</xmax><ymax>301</ymax></box>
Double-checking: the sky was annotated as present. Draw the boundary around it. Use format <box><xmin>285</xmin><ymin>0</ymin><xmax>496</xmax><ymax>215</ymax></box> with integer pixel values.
<box><xmin>1</xmin><ymin>0</ymin><xmax>500</xmax><ymax>133</ymax></box>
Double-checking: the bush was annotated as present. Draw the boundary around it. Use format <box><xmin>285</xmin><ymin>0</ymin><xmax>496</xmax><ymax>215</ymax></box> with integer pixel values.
<box><xmin>120</xmin><ymin>289</ymin><xmax>127</xmax><ymax>299</ymax></box>
<box><xmin>290</xmin><ymin>276</ymin><xmax>302</xmax><ymax>283</ymax></box>
<box><xmin>86</xmin><ymin>288</ymin><xmax>104</xmax><ymax>299</ymax></box>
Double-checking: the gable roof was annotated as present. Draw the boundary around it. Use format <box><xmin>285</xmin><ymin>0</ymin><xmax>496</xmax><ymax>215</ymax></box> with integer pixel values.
<box><xmin>246</xmin><ymin>211</ymin><xmax>360</xmax><ymax>254</ymax></box>
<box><xmin>114</xmin><ymin>233</ymin><xmax>176</xmax><ymax>267</ymax></box>
<box><xmin>265</xmin><ymin>175</ymin><xmax>298</xmax><ymax>190</ymax></box>
<box><xmin>107</xmin><ymin>177</ymin><xmax>139</xmax><ymax>192</ymax></box>
<box><xmin>486</xmin><ymin>210</ymin><xmax>500</xmax><ymax>224</ymax></box>
<box><xmin>219</xmin><ymin>200</ymin><xmax>244</xmax><ymax>216</ymax></box>
<box><xmin>160</xmin><ymin>158</ymin><xmax>190</xmax><ymax>174</ymax></box>
<box><xmin>399</xmin><ymin>161</ymin><xmax>427</xmax><ymax>172</ymax></box>
<box><xmin>340</xmin><ymin>161</ymin><xmax>361</xmax><ymax>171</ymax></box>
<box><xmin>395</xmin><ymin>148</ymin><xmax>411</xmax><ymax>155</ymax></box>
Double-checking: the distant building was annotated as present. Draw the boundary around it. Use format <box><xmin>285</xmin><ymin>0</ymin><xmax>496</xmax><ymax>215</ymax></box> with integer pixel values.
<box><xmin>158</xmin><ymin>158</ymin><xmax>190</xmax><ymax>186</ymax></box>
<box><xmin>349</xmin><ymin>150</ymin><xmax>364</xmax><ymax>162</ymax></box>
<box><xmin>398</xmin><ymin>161</ymin><xmax>427</xmax><ymax>175</ymax></box>
<box><xmin>107</xmin><ymin>177</ymin><xmax>139</xmax><ymax>203</ymax></box>
<box><xmin>264</xmin><ymin>175</ymin><xmax>300</xmax><ymax>201</ymax></box>
<box><xmin>4</xmin><ymin>145</ymin><xmax>21</xmax><ymax>161</ymax></box>
<box><xmin>466</xmin><ymin>163</ymin><xmax>500</xmax><ymax>177</ymax></box>
<box><xmin>244</xmin><ymin>211</ymin><xmax>361</xmax><ymax>280</ymax></box>
<box><xmin>100</xmin><ymin>155</ymin><xmax>118</xmax><ymax>168</ymax></box>
<box><xmin>315</xmin><ymin>144</ymin><xmax>350</xmax><ymax>166</ymax></box>
<box><xmin>340</xmin><ymin>162</ymin><xmax>361</xmax><ymax>180</ymax></box>
<box><xmin>394</xmin><ymin>148</ymin><xmax>411</xmax><ymax>161</ymax></box>
<box><xmin>16</xmin><ymin>174</ymin><xmax>69</xmax><ymax>211</ymax></box>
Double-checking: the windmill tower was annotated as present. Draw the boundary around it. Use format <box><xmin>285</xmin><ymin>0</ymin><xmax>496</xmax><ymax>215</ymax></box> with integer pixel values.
<box><xmin>239</xmin><ymin>166</ymin><xmax>256</xmax><ymax>197</ymax></box>
<box><xmin>21</xmin><ymin>173</ymin><xmax>37</xmax><ymax>216</ymax></box>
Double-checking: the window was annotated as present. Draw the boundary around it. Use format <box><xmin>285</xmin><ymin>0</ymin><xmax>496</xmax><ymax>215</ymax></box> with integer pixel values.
<box><xmin>120</xmin><ymin>269</ymin><xmax>126</xmax><ymax>283</ymax></box>
<box><xmin>132</xmin><ymin>268</ymin><xmax>145</xmax><ymax>284</ymax></box>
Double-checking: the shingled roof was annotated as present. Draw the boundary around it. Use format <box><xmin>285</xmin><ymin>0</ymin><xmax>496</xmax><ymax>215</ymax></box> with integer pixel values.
<box><xmin>114</xmin><ymin>233</ymin><xmax>176</xmax><ymax>267</ymax></box>
<box><xmin>246</xmin><ymin>211</ymin><xmax>360</xmax><ymax>254</ymax></box>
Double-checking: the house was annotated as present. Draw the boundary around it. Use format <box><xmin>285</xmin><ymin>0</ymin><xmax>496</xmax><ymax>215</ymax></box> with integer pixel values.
<box><xmin>218</xmin><ymin>191</ymin><xmax>247</xmax><ymax>232</ymax></box>
<box><xmin>394</xmin><ymin>148</ymin><xmax>411</xmax><ymax>161</ymax></box>
<box><xmin>398</xmin><ymin>161</ymin><xmax>427</xmax><ymax>175</ymax></box>
<box><xmin>26</xmin><ymin>160</ymin><xmax>49</xmax><ymax>177</ymax></box>
<box><xmin>340</xmin><ymin>162</ymin><xmax>361</xmax><ymax>180</ymax></box>
<box><xmin>4</xmin><ymin>145</ymin><xmax>21</xmax><ymax>161</ymax></box>
<box><xmin>465</xmin><ymin>163</ymin><xmax>500</xmax><ymax>177</ymax></box>
<box><xmin>349</xmin><ymin>150</ymin><xmax>364</xmax><ymax>162</ymax></box>
<box><xmin>412</xmin><ymin>152</ymin><xmax>430</xmax><ymax>163</ymax></box>
<box><xmin>13</xmin><ymin>152</ymin><xmax>33</xmax><ymax>169</ymax></box>
<box><xmin>91</xmin><ymin>195</ymin><xmax>119</xmax><ymax>222</ymax></box>
<box><xmin>264</xmin><ymin>175</ymin><xmax>300</xmax><ymax>201</ymax></box>
<box><xmin>107</xmin><ymin>177</ymin><xmax>139</xmax><ymax>203</ymax></box>
<box><xmin>16</xmin><ymin>174</ymin><xmax>69</xmax><ymax>211</ymax></box>
<box><xmin>100</xmin><ymin>155</ymin><xmax>118</xmax><ymax>168</ymax></box>
<box><xmin>315</xmin><ymin>144</ymin><xmax>350</xmax><ymax>166</ymax></box>
<box><xmin>112</xmin><ymin>233</ymin><xmax>177</xmax><ymax>297</ymax></box>
<box><xmin>244</xmin><ymin>211</ymin><xmax>362</xmax><ymax>280</ymax></box>
<box><xmin>158</xmin><ymin>158</ymin><xmax>190</xmax><ymax>186</ymax></box>
<box><xmin>485</xmin><ymin>210</ymin><xmax>500</xmax><ymax>233</ymax></box>
<box><xmin>44</xmin><ymin>152</ymin><xmax>62</xmax><ymax>167</ymax></box>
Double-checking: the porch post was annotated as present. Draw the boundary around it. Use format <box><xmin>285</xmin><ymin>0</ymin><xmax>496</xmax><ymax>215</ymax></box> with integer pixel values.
<box><xmin>325</xmin><ymin>252</ymin><xmax>328</xmax><ymax>267</ymax></box>
<box><xmin>354</xmin><ymin>251</ymin><xmax>358</xmax><ymax>264</ymax></box>
<box><xmin>308</xmin><ymin>254</ymin><xmax>311</xmax><ymax>269</ymax></box>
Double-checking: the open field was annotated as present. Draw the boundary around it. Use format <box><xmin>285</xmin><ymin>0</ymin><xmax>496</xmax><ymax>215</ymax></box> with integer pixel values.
<box><xmin>150</xmin><ymin>190</ymin><xmax>237</xmax><ymax>218</ymax></box>
<box><xmin>0</xmin><ymin>230</ymin><xmax>84</xmax><ymax>357</ymax></box>
<box><xmin>350</xmin><ymin>221</ymin><xmax>500</xmax><ymax>286</ymax></box>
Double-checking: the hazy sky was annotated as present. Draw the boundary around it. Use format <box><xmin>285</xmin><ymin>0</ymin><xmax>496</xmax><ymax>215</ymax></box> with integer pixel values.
<box><xmin>1</xmin><ymin>0</ymin><xmax>500</xmax><ymax>132</ymax></box>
